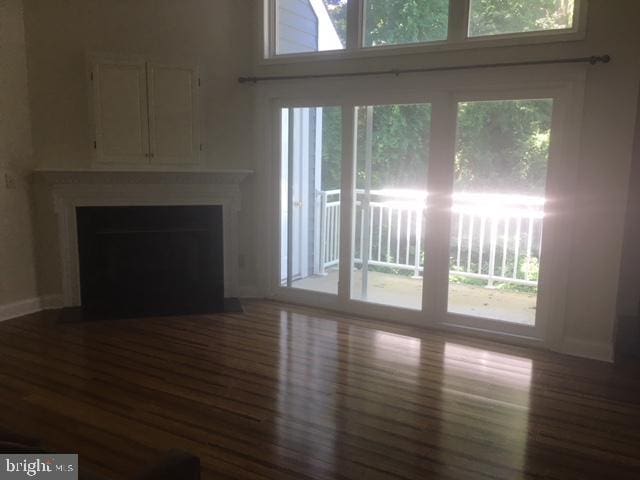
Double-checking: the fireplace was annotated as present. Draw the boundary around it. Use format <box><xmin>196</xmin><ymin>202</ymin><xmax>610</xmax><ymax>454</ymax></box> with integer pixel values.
<box><xmin>76</xmin><ymin>205</ymin><xmax>225</xmax><ymax>317</ymax></box>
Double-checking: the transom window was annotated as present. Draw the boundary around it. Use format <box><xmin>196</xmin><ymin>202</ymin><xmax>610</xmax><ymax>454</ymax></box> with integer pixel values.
<box><xmin>267</xmin><ymin>0</ymin><xmax>583</xmax><ymax>58</ymax></box>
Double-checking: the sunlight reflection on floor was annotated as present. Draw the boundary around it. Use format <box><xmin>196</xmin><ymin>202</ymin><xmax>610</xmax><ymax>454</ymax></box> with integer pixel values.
<box><xmin>373</xmin><ymin>331</ymin><xmax>421</xmax><ymax>367</ymax></box>
<box><xmin>440</xmin><ymin>342</ymin><xmax>533</xmax><ymax>471</ymax></box>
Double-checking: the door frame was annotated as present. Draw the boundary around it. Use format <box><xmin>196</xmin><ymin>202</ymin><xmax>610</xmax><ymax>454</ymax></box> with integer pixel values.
<box><xmin>258</xmin><ymin>66</ymin><xmax>586</xmax><ymax>352</ymax></box>
<box><xmin>432</xmin><ymin>85</ymin><xmax>584</xmax><ymax>344</ymax></box>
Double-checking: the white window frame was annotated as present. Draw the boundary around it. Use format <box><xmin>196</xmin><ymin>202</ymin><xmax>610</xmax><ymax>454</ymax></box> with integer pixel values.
<box><xmin>262</xmin><ymin>0</ymin><xmax>588</xmax><ymax>63</ymax></box>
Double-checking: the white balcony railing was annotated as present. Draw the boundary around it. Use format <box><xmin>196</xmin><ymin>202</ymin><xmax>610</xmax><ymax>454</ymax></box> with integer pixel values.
<box><xmin>317</xmin><ymin>189</ymin><xmax>544</xmax><ymax>287</ymax></box>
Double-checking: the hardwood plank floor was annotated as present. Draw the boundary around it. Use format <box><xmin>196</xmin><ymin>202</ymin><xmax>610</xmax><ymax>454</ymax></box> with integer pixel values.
<box><xmin>0</xmin><ymin>300</ymin><xmax>638</xmax><ymax>479</ymax></box>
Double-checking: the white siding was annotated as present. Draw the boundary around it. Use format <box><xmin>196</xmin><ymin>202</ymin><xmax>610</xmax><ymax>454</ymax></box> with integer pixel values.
<box><xmin>277</xmin><ymin>0</ymin><xmax>318</xmax><ymax>54</ymax></box>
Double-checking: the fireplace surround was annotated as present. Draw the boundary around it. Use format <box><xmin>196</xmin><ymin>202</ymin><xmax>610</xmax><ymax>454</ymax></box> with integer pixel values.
<box><xmin>36</xmin><ymin>169</ymin><xmax>251</xmax><ymax>311</ymax></box>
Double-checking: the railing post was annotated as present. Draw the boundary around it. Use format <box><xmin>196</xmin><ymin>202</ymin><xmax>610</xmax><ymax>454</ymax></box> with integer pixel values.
<box><xmin>487</xmin><ymin>217</ymin><xmax>498</xmax><ymax>288</ymax></box>
<box><xmin>525</xmin><ymin>215</ymin><xmax>534</xmax><ymax>281</ymax></box>
<box><xmin>413</xmin><ymin>206</ymin><xmax>423</xmax><ymax>278</ymax></box>
<box><xmin>313</xmin><ymin>189</ymin><xmax>544</xmax><ymax>289</ymax></box>
<box><xmin>319</xmin><ymin>191</ymin><xmax>327</xmax><ymax>275</ymax></box>
<box><xmin>456</xmin><ymin>212</ymin><xmax>463</xmax><ymax>268</ymax></box>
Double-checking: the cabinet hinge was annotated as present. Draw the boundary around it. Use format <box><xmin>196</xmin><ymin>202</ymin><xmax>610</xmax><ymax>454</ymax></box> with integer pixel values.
<box><xmin>90</xmin><ymin>72</ymin><xmax>94</xmax><ymax>81</ymax></box>
<box><xmin>93</xmin><ymin>140</ymin><xmax>97</xmax><ymax>149</ymax></box>
<box><xmin>199</xmin><ymin>143</ymin><xmax>203</xmax><ymax>151</ymax></box>
<box><xmin>198</xmin><ymin>78</ymin><xmax>201</xmax><ymax>87</ymax></box>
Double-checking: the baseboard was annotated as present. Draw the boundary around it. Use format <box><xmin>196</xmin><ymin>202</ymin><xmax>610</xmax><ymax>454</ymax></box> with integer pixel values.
<box><xmin>0</xmin><ymin>298</ymin><xmax>42</xmax><ymax>322</ymax></box>
<box><xmin>239</xmin><ymin>285</ymin><xmax>264</xmax><ymax>299</ymax></box>
<box><xmin>561</xmin><ymin>337</ymin><xmax>614</xmax><ymax>363</ymax></box>
<box><xmin>40</xmin><ymin>294</ymin><xmax>64</xmax><ymax>310</ymax></box>
<box><xmin>0</xmin><ymin>294</ymin><xmax>64</xmax><ymax>322</ymax></box>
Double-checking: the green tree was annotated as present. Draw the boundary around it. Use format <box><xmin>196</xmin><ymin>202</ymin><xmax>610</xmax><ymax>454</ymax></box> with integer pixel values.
<box><xmin>321</xmin><ymin>107</ymin><xmax>342</xmax><ymax>190</ymax></box>
<box><xmin>320</xmin><ymin>0</ymin><xmax>561</xmax><ymax>194</ymax></box>
<box><xmin>469</xmin><ymin>0</ymin><xmax>574</xmax><ymax>36</ymax></box>
<box><xmin>365</xmin><ymin>0</ymin><xmax>449</xmax><ymax>46</ymax></box>
<box><xmin>324</xmin><ymin>0</ymin><xmax>574</xmax><ymax>45</ymax></box>
<box><xmin>356</xmin><ymin>105</ymin><xmax>431</xmax><ymax>190</ymax></box>
<box><xmin>456</xmin><ymin>100</ymin><xmax>552</xmax><ymax>194</ymax></box>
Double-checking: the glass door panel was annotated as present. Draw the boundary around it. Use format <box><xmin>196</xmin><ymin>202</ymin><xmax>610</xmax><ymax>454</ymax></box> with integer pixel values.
<box><xmin>350</xmin><ymin>104</ymin><xmax>431</xmax><ymax>310</ymax></box>
<box><xmin>447</xmin><ymin>99</ymin><xmax>553</xmax><ymax>325</ymax></box>
<box><xmin>280</xmin><ymin>106</ymin><xmax>342</xmax><ymax>294</ymax></box>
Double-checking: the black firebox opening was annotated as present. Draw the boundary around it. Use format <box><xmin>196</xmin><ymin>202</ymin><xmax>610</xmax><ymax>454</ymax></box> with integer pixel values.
<box><xmin>77</xmin><ymin>205</ymin><xmax>225</xmax><ymax>318</ymax></box>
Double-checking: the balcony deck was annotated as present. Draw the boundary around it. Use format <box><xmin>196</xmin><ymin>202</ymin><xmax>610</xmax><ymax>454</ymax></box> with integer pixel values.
<box><xmin>293</xmin><ymin>269</ymin><xmax>537</xmax><ymax>325</ymax></box>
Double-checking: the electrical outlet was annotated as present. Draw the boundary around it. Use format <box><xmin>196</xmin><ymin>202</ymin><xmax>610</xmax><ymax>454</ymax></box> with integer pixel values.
<box><xmin>4</xmin><ymin>173</ymin><xmax>17</xmax><ymax>190</ymax></box>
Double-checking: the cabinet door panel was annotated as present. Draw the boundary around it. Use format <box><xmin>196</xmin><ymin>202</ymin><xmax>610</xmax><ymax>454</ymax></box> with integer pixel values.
<box><xmin>148</xmin><ymin>64</ymin><xmax>200</xmax><ymax>165</ymax></box>
<box><xmin>93</xmin><ymin>61</ymin><xmax>149</xmax><ymax>164</ymax></box>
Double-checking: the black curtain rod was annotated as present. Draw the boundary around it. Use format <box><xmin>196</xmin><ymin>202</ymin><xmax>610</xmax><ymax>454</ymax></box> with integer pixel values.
<box><xmin>238</xmin><ymin>54</ymin><xmax>610</xmax><ymax>84</ymax></box>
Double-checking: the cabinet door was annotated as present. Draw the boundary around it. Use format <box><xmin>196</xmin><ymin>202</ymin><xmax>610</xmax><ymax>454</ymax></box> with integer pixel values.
<box><xmin>147</xmin><ymin>64</ymin><xmax>200</xmax><ymax>165</ymax></box>
<box><xmin>92</xmin><ymin>60</ymin><xmax>149</xmax><ymax>164</ymax></box>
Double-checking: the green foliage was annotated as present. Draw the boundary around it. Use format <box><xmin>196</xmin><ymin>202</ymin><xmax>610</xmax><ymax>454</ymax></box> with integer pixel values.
<box><xmin>450</xmin><ymin>274</ymin><xmax>538</xmax><ymax>294</ymax></box>
<box><xmin>365</xmin><ymin>0</ymin><xmax>449</xmax><ymax>46</ymax></box>
<box><xmin>321</xmin><ymin>107</ymin><xmax>343</xmax><ymax>190</ymax></box>
<box><xmin>455</xmin><ymin>100</ymin><xmax>552</xmax><ymax>194</ymax></box>
<box><xmin>449</xmin><ymin>274</ymin><xmax>487</xmax><ymax>287</ymax></box>
<box><xmin>322</xmin><ymin>100</ymin><xmax>552</xmax><ymax>195</ymax></box>
<box><xmin>519</xmin><ymin>256</ymin><xmax>539</xmax><ymax>282</ymax></box>
<box><xmin>469</xmin><ymin>0</ymin><xmax>574</xmax><ymax>36</ymax></box>
<box><xmin>324</xmin><ymin>0</ymin><xmax>573</xmax><ymax>45</ymax></box>
<box><xmin>320</xmin><ymin>2</ymin><xmax>557</xmax><ymax>194</ymax></box>
<box><xmin>356</xmin><ymin>104</ymin><xmax>431</xmax><ymax>189</ymax></box>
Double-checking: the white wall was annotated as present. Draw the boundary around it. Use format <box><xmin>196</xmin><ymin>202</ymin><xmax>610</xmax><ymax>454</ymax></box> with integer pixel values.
<box><xmin>250</xmin><ymin>0</ymin><xmax>640</xmax><ymax>360</ymax></box>
<box><xmin>24</xmin><ymin>0</ymin><xmax>254</xmax><ymax>172</ymax></box>
<box><xmin>22</xmin><ymin>0</ymin><xmax>258</xmax><ymax>296</ymax></box>
<box><xmin>616</xmin><ymin>89</ymin><xmax>640</xmax><ymax>354</ymax></box>
<box><xmin>0</xmin><ymin>0</ymin><xmax>38</xmax><ymax>309</ymax></box>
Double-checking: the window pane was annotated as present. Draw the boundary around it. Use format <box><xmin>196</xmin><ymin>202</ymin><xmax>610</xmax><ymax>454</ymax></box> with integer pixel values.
<box><xmin>276</xmin><ymin>0</ymin><xmax>347</xmax><ymax>55</ymax></box>
<box><xmin>469</xmin><ymin>0</ymin><xmax>575</xmax><ymax>37</ymax></box>
<box><xmin>364</xmin><ymin>0</ymin><xmax>449</xmax><ymax>47</ymax></box>
<box><xmin>281</xmin><ymin>107</ymin><xmax>342</xmax><ymax>294</ymax></box>
<box><xmin>448</xmin><ymin>99</ymin><xmax>553</xmax><ymax>325</ymax></box>
<box><xmin>351</xmin><ymin>104</ymin><xmax>431</xmax><ymax>310</ymax></box>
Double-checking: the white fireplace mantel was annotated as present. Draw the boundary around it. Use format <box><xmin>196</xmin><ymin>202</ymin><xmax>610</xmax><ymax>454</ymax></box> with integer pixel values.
<box><xmin>34</xmin><ymin>169</ymin><xmax>252</xmax><ymax>307</ymax></box>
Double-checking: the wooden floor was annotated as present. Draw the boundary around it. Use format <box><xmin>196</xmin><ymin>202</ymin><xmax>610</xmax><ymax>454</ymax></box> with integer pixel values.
<box><xmin>0</xmin><ymin>301</ymin><xmax>639</xmax><ymax>479</ymax></box>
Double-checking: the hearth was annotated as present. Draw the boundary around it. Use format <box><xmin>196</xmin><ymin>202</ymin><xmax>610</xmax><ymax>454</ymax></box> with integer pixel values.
<box><xmin>76</xmin><ymin>205</ymin><xmax>225</xmax><ymax>318</ymax></box>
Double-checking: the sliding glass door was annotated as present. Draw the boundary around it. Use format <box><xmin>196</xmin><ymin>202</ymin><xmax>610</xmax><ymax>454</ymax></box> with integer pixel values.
<box><xmin>350</xmin><ymin>103</ymin><xmax>431</xmax><ymax>310</ymax></box>
<box><xmin>447</xmin><ymin>99</ymin><xmax>553</xmax><ymax>326</ymax></box>
<box><xmin>275</xmin><ymin>88</ymin><xmax>565</xmax><ymax>340</ymax></box>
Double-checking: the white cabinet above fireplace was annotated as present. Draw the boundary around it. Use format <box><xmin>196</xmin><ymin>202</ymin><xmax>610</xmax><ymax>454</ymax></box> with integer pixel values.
<box><xmin>90</xmin><ymin>57</ymin><xmax>200</xmax><ymax>168</ymax></box>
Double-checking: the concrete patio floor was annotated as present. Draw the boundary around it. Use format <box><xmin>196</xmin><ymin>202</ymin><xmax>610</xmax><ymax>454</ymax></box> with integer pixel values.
<box><xmin>292</xmin><ymin>269</ymin><xmax>536</xmax><ymax>325</ymax></box>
